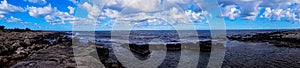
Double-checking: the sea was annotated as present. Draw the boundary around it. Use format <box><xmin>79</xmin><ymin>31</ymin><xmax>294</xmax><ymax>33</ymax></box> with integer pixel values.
<box><xmin>69</xmin><ymin>30</ymin><xmax>300</xmax><ymax>67</ymax></box>
<box><xmin>71</xmin><ymin>30</ymin><xmax>283</xmax><ymax>44</ymax></box>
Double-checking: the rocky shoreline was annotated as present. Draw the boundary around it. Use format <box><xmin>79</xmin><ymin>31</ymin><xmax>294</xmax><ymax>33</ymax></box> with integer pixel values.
<box><xmin>227</xmin><ymin>30</ymin><xmax>300</xmax><ymax>48</ymax></box>
<box><xmin>0</xmin><ymin>29</ymin><xmax>214</xmax><ymax>68</ymax></box>
<box><xmin>3</xmin><ymin>29</ymin><xmax>299</xmax><ymax>67</ymax></box>
<box><xmin>90</xmin><ymin>40</ymin><xmax>213</xmax><ymax>68</ymax></box>
<box><xmin>0</xmin><ymin>30</ymin><xmax>74</xmax><ymax>68</ymax></box>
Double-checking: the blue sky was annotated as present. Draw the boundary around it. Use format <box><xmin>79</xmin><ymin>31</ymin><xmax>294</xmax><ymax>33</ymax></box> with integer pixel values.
<box><xmin>0</xmin><ymin>0</ymin><xmax>300</xmax><ymax>31</ymax></box>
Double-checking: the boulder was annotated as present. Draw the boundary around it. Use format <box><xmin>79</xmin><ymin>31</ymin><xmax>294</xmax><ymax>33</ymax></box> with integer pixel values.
<box><xmin>127</xmin><ymin>44</ymin><xmax>151</xmax><ymax>56</ymax></box>
<box><xmin>166</xmin><ymin>43</ymin><xmax>181</xmax><ymax>51</ymax></box>
<box><xmin>198</xmin><ymin>41</ymin><xmax>212</xmax><ymax>52</ymax></box>
<box><xmin>23</xmin><ymin>39</ymin><xmax>31</xmax><ymax>45</ymax></box>
<box><xmin>96</xmin><ymin>46</ymin><xmax>109</xmax><ymax>60</ymax></box>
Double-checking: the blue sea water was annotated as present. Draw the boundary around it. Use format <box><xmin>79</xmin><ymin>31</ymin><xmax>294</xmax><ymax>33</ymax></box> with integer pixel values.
<box><xmin>72</xmin><ymin>30</ymin><xmax>283</xmax><ymax>44</ymax></box>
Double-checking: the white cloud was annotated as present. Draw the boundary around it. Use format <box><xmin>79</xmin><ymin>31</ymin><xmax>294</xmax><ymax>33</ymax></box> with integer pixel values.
<box><xmin>49</xmin><ymin>0</ymin><xmax>300</xmax><ymax>24</ymax></box>
<box><xmin>258</xmin><ymin>0</ymin><xmax>300</xmax><ymax>9</ymax></box>
<box><xmin>0</xmin><ymin>0</ymin><xmax>25</xmax><ymax>15</ymax></box>
<box><xmin>217</xmin><ymin>0</ymin><xmax>300</xmax><ymax>22</ymax></box>
<box><xmin>24</xmin><ymin>0</ymin><xmax>47</xmax><ymax>4</ymax></box>
<box><xmin>27</xmin><ymin>4</ymin><xmax>96</xmax><ymax>25</ymax></box>
<box><xmin>0</xmin><ymin>15</ymin><xmax>4</xmax><ymax>19</ymax></box>
<box><xmin>127</xmin><ymin>0</ymin><xmax>162</xmax><ymax>13</ymax></box>
<box><xmin>79</xmin><ymin>0</ymin><xmax>202</xmax><ymax>26</ymax></box>
<box><xmin>220</xmin><ymin>5</ymin><xmax>241</xmax><ymax>20</ymax></box>
<box><xmin>184</xmin><ymin>10</ymin><xmax>208</xmax><ymax>23</ymax></box>
<box><xmin>102</xmin><ymin>9</ymin><xmax>119</xmax><ymax>19</ymax></box>
<box><xmin>112</xmin><ymin>7</ymin><xmax>207</xmax><ymax>26</ymax></box>
<box><xmin>27</xmin><ymin>4</ymin><xmax>56</xmax><ymax>18</ymax></box>
<box><xmin>7</xmin><ymin>16</ymin><xmax>23</xmax><ymax>23</ymax></box>
<box><xmin>69</xmin><ymin>0</ymin><xmax>78</xmax><ymax>4</ymax></box>
<box><xmin>0</xmin><ymin>0</ymin><xmax>25</xmax><ymax>22</ymax></box>
<box><xmin>81</xmin><ymin>0</ymin><xmax>195</xmax><ymax>14</ymax></box>
<box><xmin>218</xmin><ymin>0</ymin><xmax>262</xmax><ymax>20</ymax></box>
<box><xmin>260</xmin><ymin>6</ymin><xmax>300</xmax><ymax>22</ymax></box>
<box><xmin>67</xmin><ymin>6</ymin><xmax>75</xmax><ymax>14</ymax></box>
<box><xmin>81</xmin><ymin>2</ymin><xmax>101</xmax><ymax>19</ymax></box>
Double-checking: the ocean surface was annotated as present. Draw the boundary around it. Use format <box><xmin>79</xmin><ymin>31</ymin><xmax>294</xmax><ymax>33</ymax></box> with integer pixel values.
<box><xmin>70</xmin><ymin>30</ymin><xmax>300</xmax><ymax>67</ymax></box>
<box><xmin>71</xmin><ymin>30</ymin><xmax>284</xmax><ymax>44</ymax></box>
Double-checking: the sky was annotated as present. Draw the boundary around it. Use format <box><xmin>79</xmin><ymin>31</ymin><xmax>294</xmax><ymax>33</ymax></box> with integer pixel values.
<box><xmin>0</xmin><ymin>0</ymin><xmax>300</xmax><ymax>31</ymax></box>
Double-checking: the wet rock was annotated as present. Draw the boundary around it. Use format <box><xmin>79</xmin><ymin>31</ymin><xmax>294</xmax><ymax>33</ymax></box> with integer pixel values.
<box><xmin>127</xmin><ymin>44</ymin><xmax>151</xmax><ymax>56</ymax></box>
<box><xmin>227</xmin><ymin>30</ymin><xmax>300</xmax><ymax>48</ymax></box>
<box><xmin>198</xmin><ymin>41</ymin><xmax>212</xmax><ymax>52</ymax></box>
<box><xmin>96</xmin><ymin>46</ymin><xmax>109</xmax><ymax>60</ymax></box>
<box><xmin>104</xmin><ymin>60</ymin><xmax>123</xmax><ymax>68</ymax></box>
<box><xmin>56</xmin><ymin>37</ymin><xmax>63</xmax><ymax>43</ymax></box>
<box><xmin>166</xmin><ymin>43</ymin><xmax>181</xmax><ymax>51</ymax></box>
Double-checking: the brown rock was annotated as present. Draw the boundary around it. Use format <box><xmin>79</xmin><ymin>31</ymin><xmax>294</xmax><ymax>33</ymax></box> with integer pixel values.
<box><xmin>23</xmin><ymin>39</ymin><xmax>31</xmax><ymax>45</ymax></box>
<box><xmin>0</xmin><ymin>56</ymin><xmax>8</xmax><ymax>63</ymax></box>
<box><xmin>12</xmin><ymin>42</ymin><xmax>21</xmax><ymax>49</ymax></box>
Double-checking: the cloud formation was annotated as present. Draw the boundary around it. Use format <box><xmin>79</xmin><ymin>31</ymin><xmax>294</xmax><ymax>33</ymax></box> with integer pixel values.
<box><xmin>0</xmin><ymin>0</ymin><xmax>25</xmax><ymax>15</ymax></box>
<box><xmin>2</xmin><ymin>0</ymin><xmax>300</xmax><ymax>28</ymax></box>
<box><xmin>7</xmin><ymin>16</ymin><xmax>23</xmax><ymax>23</ymax></box>
<box><xmin>69</xmin><ymin>0</ymin><xmax>78</xmax><ymax>4</ymax></box>
<box><xmin>24</xmin><ymin>0</ymin><xmax>47</xmax><ymax>4</ymax></box>
<box><xmin>67</xmin><ymin>6</ymin><xmax>75</xmax><ymax>14</ymax></box>
<box><xmin>218</xmin><ymin>0</ymin><xmax>300</xmax><ymax>21</ymax></box>
<box><xmin>0</xmin><ymin>0</ymin><xmax>25</xmax><ymax>23</ymax></box>
<box><xmin>79</xmin><ymin>0</ymin><xmax>205</xmax><ymax>26</ymax></box>
<box><xmin>27</xmin><ymin>4</ymin><xmax>95</xmax><ymax>25</ymax></box>
<box><xmin>27</xmin><ymin>4</ymin><xmax>57</xmax><ymax>18</ymax></box>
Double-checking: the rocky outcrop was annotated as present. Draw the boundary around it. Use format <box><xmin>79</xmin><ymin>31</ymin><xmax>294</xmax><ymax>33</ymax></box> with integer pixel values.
<box><xmin>10</xmin><ymin>43</ymin><xmax>76</xmax><ymax>68</ymax></box>
<box><xmin>0</xmin><ymin>30</ymin><xmax>72</xmax><ymax>68</ymax></box>
<box><xmin>122</xmin><ymin>40</ymin><xmax>212</xmax><ymax>55</ymax></box>
<box><xmin>227</xmin><ymin>30</ymin><xmax>300</xmax><ymax>48</ymax></box>
<box><xmin>198</xmin><ymin>41</ymin><xmax>212</xmax><ymax>52</ymax></box>
<box><xmin>128</xmin><ymin>44</ymin><xmax>151</xmax><ymax>56</ymax></box>
<box><xmin>166</xmin><ymin>43</ymin><xmax>181</xmax><ymax>51</ymax></box>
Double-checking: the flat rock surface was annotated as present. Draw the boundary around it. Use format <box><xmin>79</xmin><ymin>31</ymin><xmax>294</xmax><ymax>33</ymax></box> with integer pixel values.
<box><xmin>11</xmin><ymin>43</ymin><xmax>76</xmax><ymax>68</ymax></box>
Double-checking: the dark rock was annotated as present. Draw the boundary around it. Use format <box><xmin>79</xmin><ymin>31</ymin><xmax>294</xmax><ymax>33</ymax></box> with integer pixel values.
<box><xmin>96</xmin><ymin>46</ymin><xmax>109</xmax><ymax>60</ymax></box>
<box><xmin>0</xmin><ymin>56</ymin><xmax>8</xmax><ymax>64</ymax></box>
<box><xmin>227</xmin><ymin>30</ymin><xmax>300</xmax><ymax>48</ymax></box>
<box><xmin>0</xmin><ymin>26</ymin><xmax>5</xmax><ymax>30</ymax></box>
<box><xmin>23</xmin><ymin>39</ymin><xmax>31</xmax><ymax>45</ymax></box>
<box><xmin>0</xmin><ymin>30</ymin><xmax>74</xmax><ymax>68</ymax></box>
<box><xmin>166</xmin><ymin>43</ymin><xmax>181</xmax><ymax>51</ymax></box>
<box><xmin>105</xmin><ymin>61</ymin><xmax>122</xmax><ymax>68</ymax></box>
<box><xmin>127</xmin><ymin>44</ymin><xmax>151</xmax><ymax>56</ymax></box>
<box><xmin>25</xmin><ymin>28</ymin><xmax>31</xmax><ymax>31</ymax></box>
<box><xmin>198</xmin><ymin>41</ymin><xmax>212</xmax><ymax>52</ymax></box>
<box><xmin>12</xmin><ymin>42</ymin><xmax>22</xmax><ymax>49</ymax></box>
